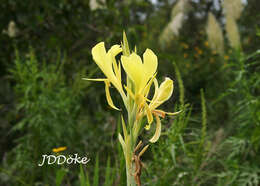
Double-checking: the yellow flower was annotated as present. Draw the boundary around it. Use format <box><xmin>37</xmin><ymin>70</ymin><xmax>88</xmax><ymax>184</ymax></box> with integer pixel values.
<box><xmin>83</xmin><ymin>42</ymin><xmax>126</xmax><ymax>110</ymax></box>
<box><xmin>149</xmin><ymin>78</ymin><xmax>173</xmax><ymax>111</ymax></box>
<box><xmin>121</xmin><ymin>49</ymin><xmax>158</xmax><ymax>96</ymax></box>
<box><xmin>84</xmin><ymin>38</ymin><xmax>180</xmax><ymax>144</ymax></box>
<box><xmin>181</xmin><ymin>42</ymin><xmax>189</xmax><ymax>49</ymax></box>
<box><xmin>224</xmin><ymin>55</ymin><xmax>229</xmax><ymax>60</ymax></box>
<box><xmin>52</xmin><ymin>146</ymin><xmax>67</xmax><ymax>153</ymax></box>
<box><xmin>144</xmin><ymin>78</ymin><xmax>181</xmax><ymax>143</ymax></box>
<box><xmin>91</xmin><ymin>42</ymin><xmax>122</xmax><ymax>91</ymax></box>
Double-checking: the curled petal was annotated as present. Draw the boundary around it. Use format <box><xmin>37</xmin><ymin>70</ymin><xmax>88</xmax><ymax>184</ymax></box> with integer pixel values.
<box><xmin>150</xmin><ymin>77</ymin><xmax>173</xmax><ymax>110</ymax></box>
<box><xmin>82</xmin><ymin>78</ymin><xmax>107</xmax><ymax>82</ymax></box>
<box><xmin>105</xmin><ymin>80</ymin><xmax>120</xmax><ymax>111</ymax></box>
<box><xmin>149</xmin><ymin>115</ymin><xmax>161</xmax><ymax>143</ymax></box>
<box><xmin>164</xmin><ymin>110</ymin><xmax>182</xmax><ymax>116</ymax></box>
<box><xmin>108</xmin><ymin>45</ymin><xmax>122</xmax><ymax>57</ymax></box>
<box><xmin>145</xmin><ymin>103</ymin><xmax>153</xmax><ymax>124</ymax></box>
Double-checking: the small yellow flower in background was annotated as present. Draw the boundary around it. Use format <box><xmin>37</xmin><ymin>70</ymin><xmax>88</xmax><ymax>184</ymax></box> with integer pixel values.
<box><xmin>195</xmin><ymin>47</ymin><xmax>203</xmax><ymax>55</ymax></box>
<box><xmin>184</xmin><ymin>53</ymin><xmax>188</xmax><ymax>58</ymax></box>
<box><xmin>212</xmin><ymin>50</ymin><xmax>217</xmax><ymax>55</ymax></box>
<box><xmin>52</xmin><ymin>146</ymin><xmax>67</xmax><ymax>153</ymax></box>
<box><xmin>224</xmin><ymin>55</ymin><xmax>229</xmax><ymax>60</ymax></box>
<box><xmin>181</xmin><ymin>42</ymin><xmax>189</xmax><ymax>49</ymax></box>
<box><xmin>204</xmin><ymin>41</ymin><xmax>209</xmax><ymax>47</ymax></box>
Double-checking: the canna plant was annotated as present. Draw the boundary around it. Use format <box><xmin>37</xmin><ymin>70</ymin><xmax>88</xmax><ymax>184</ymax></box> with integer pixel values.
<box><xmin>83</xmin><ymin>33</ymin><xmax>180</xmax><ymax>186</ymax></box>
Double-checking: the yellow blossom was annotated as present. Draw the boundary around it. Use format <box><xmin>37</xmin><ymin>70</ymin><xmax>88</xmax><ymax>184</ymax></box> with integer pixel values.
<box><xmin>84</xmin><ymin>34</ymin><xmax>181</xmax><ymax>186</ymax></box>
<box><xmin>144</xmin><ymin>78</ymin><xmax>181</xmax><ymax>143</ymax></box>
<box><xmin>52</xmin><ymin>146</ymin><xmax>67</xmax><ymax>153</ymax></box>
<box><xmin>181</xmin><ymin>42</ymin><xmax>189</xmax><ymax>49</ymax></box>
<box><xmin>121</xmin><ymin>49</ymin><xmax>158</xmax><ymax>96</ymax></box>
<box><xmin>83</xmin><ymin>42</ymin><xmax>126</xmax><ymax>110</ymax></box>
<box><xmin>224</xmin><ymin>55</ymin><xmax>229</xmax><ymax>60</ymax></box>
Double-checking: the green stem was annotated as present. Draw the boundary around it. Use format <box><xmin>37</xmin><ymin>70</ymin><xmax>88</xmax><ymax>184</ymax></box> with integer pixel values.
<box><xmin>125</xmin><ymin>108</ymin><xmax>137</xmax><ymax>186</ymax></box>
<box><xmin>125</xmin><ymin>144</ymin><xmax>136</xmax><ymax>186</ymax></box>
<box><xmin>126</xmin><ymin>163</ymin><xmax>136</xmax><ymax>186</ymax></box>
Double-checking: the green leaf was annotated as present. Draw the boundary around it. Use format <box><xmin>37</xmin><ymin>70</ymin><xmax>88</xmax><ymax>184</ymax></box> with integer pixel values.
<box><xmin>93</xmin><ymin>155</ymin><xmax>99</xmax><ymax>186</ymax></box>
<box><xmin>55</xmin><ymin>168</ymin><xmax>68</xmax><ymax>186</ymax></box>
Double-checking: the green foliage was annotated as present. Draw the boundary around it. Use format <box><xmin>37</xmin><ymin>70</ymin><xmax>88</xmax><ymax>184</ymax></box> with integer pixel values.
<box><xmin>214</xmin><ymin>49</ymin><xmax>260</xmax><ymax>186</ymax></box>
<box><xmin>1</xmin><ymin>49</ymin><xmax>87</xmax><ymax>185</ymax></box>
<box><xmin>55</xmin><ymin>168</ymin><xmax>68</xmax><ymax>186</ymax></box>
<box><xmin>77</xmin><ymin>157</ymin><xmax>115</xmax><ymax>186</ymax></box>
<box><xmin>144</xmin><ymin>64</ymin><xmax>215</xmax><ymax>185</ymax></box>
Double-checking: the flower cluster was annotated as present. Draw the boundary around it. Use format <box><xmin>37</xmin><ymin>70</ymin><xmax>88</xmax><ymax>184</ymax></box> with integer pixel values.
<box><xmin>84</xmin><ymin>40</ymin><xmax>179</xmax><ymax>143</ymax></box>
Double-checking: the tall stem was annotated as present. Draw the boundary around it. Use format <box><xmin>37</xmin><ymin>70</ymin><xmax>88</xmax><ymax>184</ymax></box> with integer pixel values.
<box><xmin>125</xmin><ymin>102</ymin><xmax>137</xmax><ymax>186</ymax></box>
<box><xmin>126</xmin><ymin>162</ymin><xmax>136</xmax><ymax>186</ymax></box>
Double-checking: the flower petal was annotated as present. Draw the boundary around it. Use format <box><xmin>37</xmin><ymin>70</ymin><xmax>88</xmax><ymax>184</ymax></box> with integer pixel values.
<box><xmin>150</xmin><ymin>77</ymin><xmax>173</xmax><ymax>110</ymax></box>
<box><xmin>105</xmin><ymin>80</ymin><xmax>120</xmax><ymax>110</ymax></box>
<box><xmin>82</xmin><ymin>78</ymin><xmax>107</xmax><ymax>81</ymax></box>
<box><xmin>92</xmin><ymin>42</ymin><xmax>122</xmax><ymax>92</ymax></box>
<box><xmin>149</xmin><ymin>115</ymin><xmax>161</xmax><ymax>143</ymax></box>
<box><xmin>145</xmin><ymin>103</ymin><xmax>153</xmax><ymax>124</ymax></box>
<box><xmin>108</xmin><ymin>45</ymin><xmax>122</xmax><ymax>57</ymax></box>
<box><xmin>143</xmin><ymin>73</ymin><xmax>157</xmax><ymax>97</ymax></box>
<box><xmin>143</xmin><ymin>49</ymin><xmax>158</xmax><ymax>80</ymax></box>
<box><xmin>164</xmin><ymin>110</ymin><xmax>182</xmax><ymax>116</ymax></box>
<box><xmin>121</xmin><ymin>53</ymin><xmax>144</xmax><ymax>93</ymax></box>
<box><xmin>92</xmin><ymin>42</ymin><xmax>107</xmax><ymax>67</ymax></box>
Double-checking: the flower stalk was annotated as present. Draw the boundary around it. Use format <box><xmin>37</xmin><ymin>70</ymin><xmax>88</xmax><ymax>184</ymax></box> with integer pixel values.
<box><xmin>83</xmin><ymin>32</ymin><xmax>180</xmax><ymax>186</ymax></box>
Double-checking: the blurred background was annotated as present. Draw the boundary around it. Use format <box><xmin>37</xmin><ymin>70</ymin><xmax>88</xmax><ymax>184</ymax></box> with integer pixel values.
<box><xmin>0</xmin><ymin>0</ymin><xmax>259</xmax><ymax>185</ymax></box>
